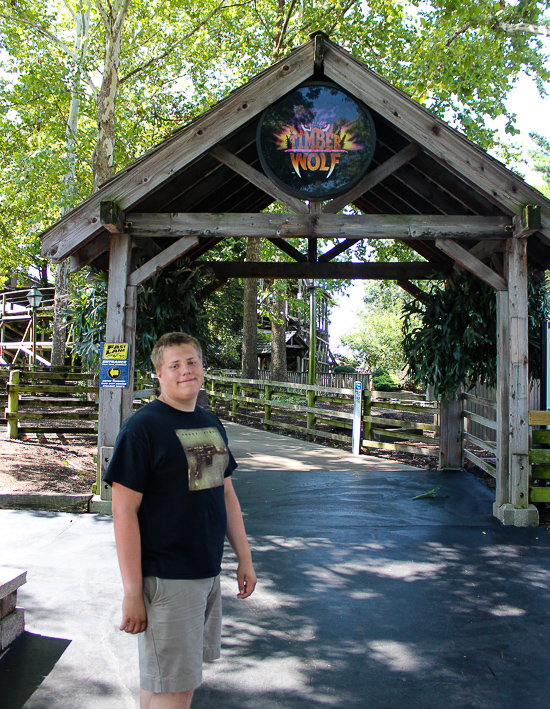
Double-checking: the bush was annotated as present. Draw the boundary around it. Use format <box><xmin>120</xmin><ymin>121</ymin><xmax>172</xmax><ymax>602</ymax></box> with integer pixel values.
<box><xmin>333</xmin><ymin>364</ymin><xmax>356</xmax><ymax>374</ymax></box>
<box><xmin>372</xmin><ymin>368</ymin><xmax>400</xmax><ymax>391</ymax></box>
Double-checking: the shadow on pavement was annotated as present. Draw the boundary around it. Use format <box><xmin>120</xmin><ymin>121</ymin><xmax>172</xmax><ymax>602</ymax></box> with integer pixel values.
<box><xmin>0</xmin><ymin>631</ymin><xmax>71</xmax><ymax>709</ymax></box>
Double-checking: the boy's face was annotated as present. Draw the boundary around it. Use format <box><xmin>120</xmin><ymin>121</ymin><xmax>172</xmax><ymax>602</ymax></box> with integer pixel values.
<box><xmin>156</xmin><ymin>343</ymin><xmax>204</xmax><ymax>411</ymax></box>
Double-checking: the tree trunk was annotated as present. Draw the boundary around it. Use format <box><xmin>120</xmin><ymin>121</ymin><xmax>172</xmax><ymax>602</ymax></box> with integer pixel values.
<box><xmin>91</xmin><ymin>0</ymin><xmax>130</xmax><ymax>191</ymax></box>
<box><xmin>52</xmin><ymin>1</ymin><xmax>91</xmax><ymax>367</ymax></box>
<box><xmin>270</xmin><ymin>286</ymin><xmax>287</xmax><ymax>382</ymax></box>
<box><xmin>241</xmin><ymin>237</ymin><xmax>260</xmax><ymax>378</ymax></box>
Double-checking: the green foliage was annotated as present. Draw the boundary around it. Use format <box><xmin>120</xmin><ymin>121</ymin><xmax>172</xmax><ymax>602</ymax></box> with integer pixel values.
<box><xmin>341</xmin><ymin>281</ymin><xmax>411</xmax><ymax>373</ymax></box>
<box><xmin>333</xmin><ymin>364</ymin><xmax>356</xmax><ymax>373</ymax></box>
<box><xmin>402</xmin><ymin>271</ymin><xmax>550</xmax><ymax>401</ymax></box>
<box><xmin>70</xmin><ymin>258</ymin><xmax>245</xmax><ymax>372</ymax></box>
<box><xmin>530</xmin><ymin>132</ymin><xmax>550</xmax><ymax>189</ymax></box>
<box><xmin>372</xmin><ymin>368</ymin><xmax>400</xmax><ymax>392</ymax></box>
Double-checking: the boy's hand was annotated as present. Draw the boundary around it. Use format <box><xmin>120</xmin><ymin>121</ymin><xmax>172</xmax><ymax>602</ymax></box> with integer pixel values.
<box><xmin>237</xmin><ymin>561</ymin><xmax>257</xmax><ymax>599</ymax></box>
<box><xmin>120</xmin><ymin>594</ymin><xmax>147</xmax><ymax>634</ymax></box>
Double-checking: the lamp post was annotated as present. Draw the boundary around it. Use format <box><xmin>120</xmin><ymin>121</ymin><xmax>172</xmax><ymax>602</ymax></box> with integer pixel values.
<box><xmin>307</xmin><ymin>280</ymin><xmax>316</xmax><ymax>387</ymax></box>
<box><xmin>26</xmin><ymin>286</ymin><xmax>43</xmax><ymax>370</ymax></box>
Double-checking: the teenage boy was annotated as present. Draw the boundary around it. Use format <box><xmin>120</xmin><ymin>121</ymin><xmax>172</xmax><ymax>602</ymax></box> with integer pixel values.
<box><xmin>104</xmin><ymin>332</ymin><xmax>257</xmax><ymax>709</ymax></box>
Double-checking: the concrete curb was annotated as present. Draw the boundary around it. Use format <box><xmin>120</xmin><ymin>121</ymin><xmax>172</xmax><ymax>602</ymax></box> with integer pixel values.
<box><xmin>0</xmin><ymin>493</ymin><xmax>92</xmax><ymax>513</ymax></box>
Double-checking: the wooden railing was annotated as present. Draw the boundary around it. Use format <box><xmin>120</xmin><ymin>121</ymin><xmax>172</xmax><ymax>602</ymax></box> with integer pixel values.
<box><xmin>529</xmin><ymin>410</ymin><xmax>550</xmax><ymax>503</ymax></box>
<box><xmin>3</xmin><ymin>370</ymin><xmax>156</xmax><ymax>440</ymax></box>
<box><xmin>205</xmin><ymin>373</ymin><xmax>440</xmax><ymax>458</ymax></box>
<box><xmin>462</xmin><ymin>391</ymin><xmax>497</xmax><ymax>478</ymax></box>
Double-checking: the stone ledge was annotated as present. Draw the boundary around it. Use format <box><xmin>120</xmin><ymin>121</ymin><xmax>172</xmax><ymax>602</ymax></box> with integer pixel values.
<box><xmin>88</xmin><ymin>496</ymin><xmax>112</xmax><ymax>515</ymax></box>
<box><xmin>0</xmin><ymin>493</ymin><xmax>92</xmax><ymax>513</ymax></box>
<box><xmin>0</xmin><ymin>608</ymin><xmax>25</xmax><ymax>652</ymax></box>
<box><xmin>0</xmin><ymin>568</ymin><xmax>27</xmax><ymax>600</ymax></box>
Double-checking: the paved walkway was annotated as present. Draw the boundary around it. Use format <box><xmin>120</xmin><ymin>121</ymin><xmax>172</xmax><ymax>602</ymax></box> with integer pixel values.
<box><xmin>1</xmin><ymin>422</ymin><xmax>550</xmax><ymax>708</ymax></box>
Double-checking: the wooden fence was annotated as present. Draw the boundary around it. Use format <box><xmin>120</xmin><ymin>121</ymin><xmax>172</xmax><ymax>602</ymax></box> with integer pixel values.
<box><xmin>3</xmin><ymin>369</ymin><xmax>157</xmax><ymax>440</ymax></box>
<box><xmin>205</xmin><ymin>373</ymin><xmax>440</xmax><ymax>458</ymax></box>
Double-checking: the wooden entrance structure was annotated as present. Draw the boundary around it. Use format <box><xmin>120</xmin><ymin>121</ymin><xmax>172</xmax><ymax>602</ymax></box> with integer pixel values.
<box><xmin>41</xmin><ymin>34</ymin><xmax>550</xmax><ymax>525</ymax></box>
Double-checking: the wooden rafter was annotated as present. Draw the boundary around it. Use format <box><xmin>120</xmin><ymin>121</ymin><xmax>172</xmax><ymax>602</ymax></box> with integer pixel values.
<box><xmin>323</xmin><ymin>143</ymin><xmax>421</xmax><ymax>214</ymax></box>
<box><xmin>128</xmin><ymin>236</ymin><xmax>199</xmax><ymax>286</ymax></box>
<box><xmin>209</xmin><ymin>145</ymin><xmax>308</xmax><ymax>214</ymax></box>
<box><xmin>435</xmin><ymin>238</ymin><xmax>507</xmax><ymax>291</ymax></box>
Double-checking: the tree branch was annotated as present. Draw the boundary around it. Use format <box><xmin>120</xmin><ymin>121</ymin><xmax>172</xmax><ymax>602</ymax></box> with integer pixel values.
<box><xmin>120</xmin><ymin>0</ymin><xmax>226</xmax><ymax>85</ymax></box>
<box><xmin>494</xmin><ymin>21</ymin><xmax>550</xmax><ymax>37</ymax></box>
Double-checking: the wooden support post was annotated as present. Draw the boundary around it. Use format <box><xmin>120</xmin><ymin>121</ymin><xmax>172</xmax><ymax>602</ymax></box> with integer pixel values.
<box><xmin>264</xmin><ymin>383</ymin><xmax>272</xmax><ymax>431</ymax></box>
<box><xmin>97</xmin><ymin>233</ymin><xmax>132</xmax><ymax>504</ymax></box>
<box><xmin>232</xmin><ymin>381</ymin><xmax>239</xmax><ymax>418</ymax></box>
<box><xmin>362</xmin><ymin>389</ymin><xmax>371</xmax><ymax>442</ymax></box>
<box><xmin>438</xmin><ymin>387</ymin><xmax>463</xmax><ymax>469</ymax></box>
<box><xmin>494</xmin><ymin>230</ymin><xmax>538</xmax><ymax>525</ymax></box>
<box><xmin>210</xmin><ymin>378</ymin><xmax>217</xmax><ymax>413</ymax></box>
<box><xmin>121</xmin><ymin>284</ymin><xmax>137</xmax><ymax>422</ymax></box>
<box><xmin>6</xmin><ymin>370</ymin><xmax>19</xmax><ymax>440</ymax></box>
<box><xmin>495</xmin><ymin>284</ymin><xmax>510</xmax><ymax>510</ymax></box>
<box><xmin>307</xmin><ymin>388</ymin><xmax>316</xmax><ymax>442</ymax></box>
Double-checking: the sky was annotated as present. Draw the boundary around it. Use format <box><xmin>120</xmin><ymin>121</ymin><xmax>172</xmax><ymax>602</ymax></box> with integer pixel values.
<box><xmin>328</xmin><ymin>73</ymin><xmax>550</xmax><ymax>355</ymax></box>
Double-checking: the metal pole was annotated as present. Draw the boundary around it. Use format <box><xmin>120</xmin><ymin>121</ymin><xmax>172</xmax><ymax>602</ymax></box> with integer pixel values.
<box><xmin>308</xmin><ymin>282</ymin><xmax>316</xmax><ymax>387</ymax></box>
<box><xmin>32</xmin><ymin>305</ymin><xmax>37</xmax><ymax>371</ymax></box>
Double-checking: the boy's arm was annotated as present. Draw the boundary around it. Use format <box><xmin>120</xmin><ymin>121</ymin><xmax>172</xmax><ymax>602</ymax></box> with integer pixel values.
<box><xmin>111</xmin><ymin>482</ymin><xmax>147</xmax><ymax>633</ymax></box>
<box><xmin>224</xmin><ymin>476</ymin><xmax>257</xmax><ymax>599</ymax></box>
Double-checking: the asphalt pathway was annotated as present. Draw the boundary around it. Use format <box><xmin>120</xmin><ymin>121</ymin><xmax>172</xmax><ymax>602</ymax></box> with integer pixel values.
<box><xmin>1</xmin><ymin>422</ymin><xmax>549</xmax><ymax>708</ymax></box>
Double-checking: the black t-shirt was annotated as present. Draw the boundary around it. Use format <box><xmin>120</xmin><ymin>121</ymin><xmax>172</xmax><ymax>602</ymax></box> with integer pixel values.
<box><xmin>103</xmin><ymin>399</ymin><xmax>237</xmax><ymax>579</ymax></box>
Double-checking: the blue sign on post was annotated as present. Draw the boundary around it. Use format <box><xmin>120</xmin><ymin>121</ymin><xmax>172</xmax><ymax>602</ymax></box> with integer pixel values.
<box><xmin>99</xmin><ymin>342</ymin><xmax>130</xmax><ymax>388</ymax></box>
<box><xmin>352</xmin><ymin>380</ymin><xmax>362</xmax><ymax>455</ymax></box>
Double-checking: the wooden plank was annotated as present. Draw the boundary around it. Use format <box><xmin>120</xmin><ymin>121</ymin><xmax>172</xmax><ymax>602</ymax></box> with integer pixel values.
<box><xmin>266</xmin><ymin>238</ymin><xmax>307</xmax><ymax>262</ymax></box>
<box><xmin>372</xmin><ymin>427</ymin><xmax>436</xmax><ymax>444</ymax></box>
<box><xmin>70</xmin><ymin>233</ymin><xmax>111</xmax><ymax>272</ymax></box>
<box><xmin>126</xmin><ymin>212</ymin><xmax>511</xmax><ymax>240</ymax></box>
<box><xmin>323</xmin><ymin>41</ymin><xmax>550</xmax><ymax>243</ymax></box>
<box><xmin>128</xmin><ymin>236</ymin><xmax>199</xmax><ymax>286</ymax></box>
<box><xmin>462</xmin><ymin>410</ymin><xmax>497</xmax><ymax>431</ymax></box>
<box><xmin>529</xmin><ymin>411</ymin><xmax>550</xmax><ymax>425</ymax></box>
<box><xmin>462</xmin><ymin>392</ymin><xmax>497</xmax><ymax>409</ymax></box>
<box><xmin>318</xmin><ymin>238</ymin><xmax>361</xmax><ymax>262</ymax></box>
<box><xmin>323</xmin><ymin>143</ymin><xmax>421</xmax><ymax>214</ymax></box>
<box><xmin>361</xmin><ymin>438</ymin><xmax>439</xmax><ymax>457</ymax></box>
<box><xmin>463</xmin><ymin>432</ymin><xmax>496</xmax><ymax>453</ymax></box>
<box><xmin>529</xmin><ymin>449</ymin><xmax>550</xmax><ymax>465</ymax></box>
<box><xmin>463</xmin><ymin>449</ymin><xmax>496</xmax><ymax>477</ymax></box>
<box><xmin>364</xmin><ymin>415</ymin><xmax>439</xmax><ymax>431</ymax></box>
<box><xmin>396</xmin><ymin>279</ymin><xmax>426</xmax><ymax>302</ymax></box>
<box><xmin>531</xmin><ymin>466</ymin><xmax>550</xmax><ymax>479</ymax></box>
<box><xmin>5</xmin><ymin>412</ymin><xmax>98</xmax><ymax>420</ymax></box>
<box><xmin>435</xmin><ymin>238</ymin><xmax>508</xmax><ymax>291</ymax></box>
<box><xmin>532</xmin><ymin>429</ymin><xmax>550</xmax><ymax>444</ymax></box>
<box><xmin>199</xmin><ymin>261</ymin><xmax>451</xmax><ymax>280</ymax></box>
<box><xmin>439</xmin><ymin>388</ymin><xmax>463</xmax><ymax>468</ymax></box>
<box><xmin>529</xmin><ymin>487</ymin><xmax>550</xmax><ymax>503</ymax></box>
<box><xmin>209</xmin><ymin>145</ymin><xmax>308</xmax><ymax>213</ymax></box>
<box><xmin>41</xmin><ymin>44</ymin><xmax>315</xmax><ymax>262</ymax></box>
<box><xmin>468</xmin><ymin>239</ymin><xmax>506</xmax><ymax>263</ymax></box>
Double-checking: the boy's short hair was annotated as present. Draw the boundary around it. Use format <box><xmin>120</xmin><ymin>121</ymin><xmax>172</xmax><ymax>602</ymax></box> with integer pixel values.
<box><xmin>151</xmin><ymin>332</ymin><xmax>202</xmax><ymax>372</ymax></box>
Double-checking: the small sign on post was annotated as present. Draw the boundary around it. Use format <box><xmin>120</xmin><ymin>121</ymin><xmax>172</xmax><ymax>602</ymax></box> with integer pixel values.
<box><xmin>99</xmin><ymin>342</ymin><xmax>130</xmax><ymax>388</ymax></box>
<box><xmin>352</xmin><ymin>380</ymin><xmax>362</xmax><ymax>456</ymax></box>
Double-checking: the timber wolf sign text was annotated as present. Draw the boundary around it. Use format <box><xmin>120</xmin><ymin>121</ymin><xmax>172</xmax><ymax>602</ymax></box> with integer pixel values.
<box><xmin>257</xmin><ymin>83</ymin><xmax>376</xmax><ymax>199</ymax></box>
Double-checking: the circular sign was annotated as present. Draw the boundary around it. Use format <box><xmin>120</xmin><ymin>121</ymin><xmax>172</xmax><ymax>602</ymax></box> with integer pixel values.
<box><xmin>108</xmin><ymin>367</ymin><xmax>121</xmax><ymax>379</ymax></box>
<box><xmin>257</xmin><ymin>82</ymin><xmax>376</xmax><ymax>200</ymax></box>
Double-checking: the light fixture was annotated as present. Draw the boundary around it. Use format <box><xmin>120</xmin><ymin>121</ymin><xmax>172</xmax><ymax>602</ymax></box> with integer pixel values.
<box><xmin>26</xmin><ymin>286</ymin><xmax>43</xmax><ymax>309</ymax></box>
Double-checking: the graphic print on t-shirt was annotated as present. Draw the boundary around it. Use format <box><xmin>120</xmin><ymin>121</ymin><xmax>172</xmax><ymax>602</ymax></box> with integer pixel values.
<box><xmin>175</xmin><ymin>427</ymin><xmax>229</xmax><ymax>491</ymax></box>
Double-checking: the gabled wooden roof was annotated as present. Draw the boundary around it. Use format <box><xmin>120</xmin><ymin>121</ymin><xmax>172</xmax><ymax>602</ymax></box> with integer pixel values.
<box><xmin>40</xmin><ymin>34</ymin><xmax>550</xmax><ymax>276</ymax></box>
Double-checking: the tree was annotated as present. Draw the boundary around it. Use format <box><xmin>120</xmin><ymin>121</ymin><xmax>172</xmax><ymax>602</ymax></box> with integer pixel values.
<box><xmin>340</xmin><ymin>280</ymin><xmax>410</xmax><ymax>373</ymax></box>
<box><xmin>402</xmin><ymin>271</ymin><xmax>549</xmax><ymax>401</ymax></box>
<box><xmin>241</xmin><ymin>237</ymin><xmax>260</xmax><ymax>378</ymax></box>
<box><xmin>530</xmin><ymin>132</ymin><xmax>550</xmax><ymax>196</ymax></box>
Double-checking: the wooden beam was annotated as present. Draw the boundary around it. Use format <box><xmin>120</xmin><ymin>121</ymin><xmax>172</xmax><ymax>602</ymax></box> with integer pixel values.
<box><xmin>198</xmin><ymin>261</ymin><xmax>451</xmax><ymax>280</ymax></box>
<box><xmin>209</xmin><ymin>144</ymin><xmax>309</xmax><ymax>214</ymax></box>
<box><xmin>323</xmin><ymin>143</ymin><xmax>421</xmax><ymax>214</ymax></box>
<box><xmin>435</xmin><ymin>238</ymin><xmax>507</xmax><ymax>291</ymax></box>
<box><xmin>319</xmin><ymin>238</ymin><xmax>361</xmax><ymax>262</ymax></box>
<box><xmin>266</xmin><ymin>238</ymin><xmax>307</xmax><ymax>262</ymax></box>
<box><xmin>396</xmin><ymin>279</ymin><xmax>427</xmax><ymax>302</ymax></box>
<box><xmin>41</xmin><ymin>42</ymin><xmax>315</xmax><ymax>262</ymax></box>
<box><xmin>323</xmin><ymin>41</ymin><xmax>550</xmax><ymax>243</ymax></box>
<box><xmin>468</xmin><ymin>239</ymin><xmax>506</xmax><ymax>263</ymax></box>
<box><xmin>128</xmin><ymin>236</ymin><xmax>199</xmax><ymax>286</ymax></box>
<box><xmin>70</xmin><ymin>233</ymin><xmax>111</xmax><ymax>272</ymax></box>
<box><xmin>125</xmin><ymin>213</ymin><xmax>512</xmax><ymax>240</ymax></box>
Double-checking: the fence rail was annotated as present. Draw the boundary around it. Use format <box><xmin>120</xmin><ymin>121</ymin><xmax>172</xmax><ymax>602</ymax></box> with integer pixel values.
<box><xmin>205</xmin><ymin>373</ymin><xmax>439</xmax><ymax>459</ymax></box>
